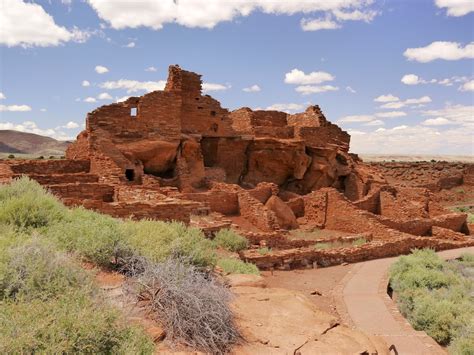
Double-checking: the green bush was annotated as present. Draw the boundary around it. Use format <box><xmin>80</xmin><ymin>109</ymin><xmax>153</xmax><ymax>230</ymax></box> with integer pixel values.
<box><xmin>213</xmin><ymin>229</ymin><xmax>248</xmax><ymax>252</ymax></box>
<box><xmin>352</xmin><ymin>238</ymin><xmax>367</xmax><ymax>247</ymax></box>
<box><xmin>390</xmin><ymin>249</ymin><xmax>473</xmax><ymax>348</ymax></box>
<box><xmin>314</xmin><ymin>242</ymin><xmax>331</xmax><ymax>250</ymax></box>
<box><xmin>0</xmin><ymin>239</ymin><xmax>93</xmax><ymax>301</ymax></box>
<box><xmin>0</xmin><ymin>294</ymin><xmax>153</xmax><ymax>354</ymax></box>
<box><xmin>45</xmin><ymin>207</ymin><xmax>128</xmax><ymax>267</ymax></box>
<box><xmin>0</xmin><ymin>177</ymin><xmax>66</xmax><ymax>231</ymax></box>
<box><xmin>257</xmin><ymin>247</ymin><xmax>271</xmax><ymax>255</ymax></box>
<box><xmin>122</xmin><ymin>220</ymin><xmax>216</xmax><ymax>267</ymax></box>
<box><xmin>217</xmin><ymin>257</ymin><xmax>259</xmax><ymax>275</ymax></box>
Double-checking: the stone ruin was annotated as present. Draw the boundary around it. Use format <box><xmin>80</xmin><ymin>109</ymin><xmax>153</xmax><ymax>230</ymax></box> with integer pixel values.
<box><xmin>1</xmin><ymin>65</ymin><xmax>473</xmax><ymax>268</ymax></box>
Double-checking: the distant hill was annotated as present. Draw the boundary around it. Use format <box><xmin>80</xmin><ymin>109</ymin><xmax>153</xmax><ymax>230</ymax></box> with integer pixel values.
<box><xmin>0</xmin><ymin>130</ymin><xmax>70</xmax><ymax>156</ymax></box>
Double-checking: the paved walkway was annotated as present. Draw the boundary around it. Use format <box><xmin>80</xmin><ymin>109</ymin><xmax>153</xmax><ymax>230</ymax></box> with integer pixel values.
<box><xmin>335</xmin><ymin>247</ymin><xmax>474</xmax><ymax>355</ymax></box>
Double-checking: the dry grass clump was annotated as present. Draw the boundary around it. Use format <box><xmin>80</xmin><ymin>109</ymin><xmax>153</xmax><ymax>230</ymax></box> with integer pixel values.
<box><xmin>126</xmin><ymin>257</ymin><xmax>240</xmax><ymax>353</ymax></box>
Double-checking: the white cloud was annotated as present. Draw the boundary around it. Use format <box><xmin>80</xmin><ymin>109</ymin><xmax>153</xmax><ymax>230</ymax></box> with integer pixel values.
<box><xmin>124</xmin><ymin>41</ymin><xmax>135</xmax><ymax>48</ymax></box>
<box><xmin>202</xmin><ymin>83</ymin><xmax>231</xmax><ymax>92</ymax></box>
<box><xmin>145</xmin><ymin>66</ymin><xmax>157</xmax><ymax>72</ymax></box>
<box><xmin>87</xmin><ymin>0</ymin><xmax>377</xmax><ymax>30</ymax></box>
<box><xmin>243</xmin><ymin>84</ymin><xmax>261</xmax><ymax>92</ymax></box>
<box><xmin>82</xmin><ymin>80</ymin><xmax>91</xmax><ymax>87</ymax></box>
<box><xmin>421</xmin><ymin>104</ymin><xmax>473</xmax><ymax>127</ymax></box>
<box><xmin>97</xmin><ymin>92</ymin><xmax>113</xmax><ymax>100</ymax></box>
<box><xmin>338</xmin><ymin>115</ymin><xmax>376</xmax><ymax>123</ymax></box>
<box><xmin>266</xmin><ymin>103</ymin><xmax>304</xmax><ymax>113</ymax></box>
<box><xmin>380</xmin><ymin>102</ymin><xmax>405</xmax><ymax>109</ymax></box>
<box><xmin>332</xmin><ymin>9</ymin><xmax>377</xmax><ymax>22</ymax></box>
<box><xmin>0</xmin><ymin>104</ymin><xmax>32</xmax><ymax>112</ymax></box>
<box><xmin>375</xmin><ymin>111</ymin><xmax>407</xmax><ymax>118</ymax></box>
<box><xmin>0</xmin><ymin>120</ymin><xmax>75</xmax><ymax>140</ymax></box>
<box><xmin>404</xmin><ymin>41</ymin><xmax>474</xmax><ymax>63</ymax></box>
<box><xmin>422</xmin><ymin>117</ymin><xmax>455</xmax><ymax>126</ymax></box>
<box><xmin>300</xmin><ymin>17</ymin><xmax>340</xmax><ymax>31</ymax></box>
<box><xmin>83</xmin><ymin>97</ymin><xmax>97</xmax><ymax>103</ymax></box>
<box><xmin>379</xmin><ymin>95</ymin><xmax>432</xmax><ymax>109</ymax></box>
<box><xmin>95</xmin><ymin>65</ymin><xmax>109</xmax><ymax>74</ymax></box>
<box><xmin>435</xmin><ymin>0</ymin><xmax>474</xmax><ymax>16</ymax></box>
<box><xmin>346</xmin><ymin>86</ymin><xmax>356</xmax><ymax>93</ymax></box>
<box><xmin>350</xmin><ymin>124</ymin><xmax>473</xmax><ymax>155</ymax></box>
<box><xmin>374</xmin><ymin>94</ymin><xmax>400</xmax><ymax>102</ymax></box>
<box><xmin>405</xmin><ymin>96</ymin><xmax>432</xmax><ymax>105</ymax></box>
<box><xmin>295</xmin><ymin>85</ymin><xmax>339</xmax><ymax>95</ymax></box>
<box><xmin>459</xmin><ymin>80</ymin><xmax>474</xmax><ymax>92</ymax></box>
<box><xmin>401</xmin><ymin>74</ymin><xmax>470</xmax><ymax>87</ymax></box>
<box><xmin>401</xmin><ymin>74</ymin><xmax>421</xmax><ymax>85</ymax></box>
<box><xmin>284</xmin><ymin>68</ymin><xmax>334</xmax><ymax>85</ymax></box>
<box><xmin>0</xmin><ymin>93</ymin><xmax>5</xmax><ymax>100</ymax></box>
<box><xmin>100</xmin><ymin>79</ymin><xmax>166</xmax><ymax>93</ymax></box>
<box><xmin>40</xmin><ymin>108</ymin><xmax>47</xmax><ymax>112</ymax></box>
<box><xmin>116</xmin><ymin>96</ymin><xmax>130</xmax><ymax>103</ymax></box>
<box><xmin>0</xmin><ymin>0</ymin><xmax>90</xmax><ymax>47</ymax></box>
<box><xmin>364</xmin><ymin>119</ymin><xmax>384</xmax><ymax>126</ymax></box>
<box><xmin>63</xmin><ymin>121</ymin><xmax>80</xmax><ymax>129</ymax></box>
<box><xmin>392</xmin><ymin>125</ymin><xmax>408</xmax><ymax>130</ymax></box>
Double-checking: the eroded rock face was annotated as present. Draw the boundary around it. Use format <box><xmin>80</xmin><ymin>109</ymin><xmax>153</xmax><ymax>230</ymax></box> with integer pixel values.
<box><xmin>66</xmin><ymin>65</ymin><xmax>371</xmax><ymax>200</ymax></box>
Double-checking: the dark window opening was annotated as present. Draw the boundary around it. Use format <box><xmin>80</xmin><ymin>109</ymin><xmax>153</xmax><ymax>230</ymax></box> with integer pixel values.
<box><xmin>197</xmin><ymin>106</ymin><xmax>203</xmax><ymax>110</ymax></box>
<box><xmin>130</xmin><ymin>107</ymin><xmax>137</xmax><ymax>117</ymax></box>
<box><xmin>125</xmin><ymin>169</ymin><xmax>135</xmax><ymax>181</ymax></box>
<box><xmin>195</xmin><ymin>97</ymin><xmax>200</xmax><ymax>101</ymax></box>
<box><xmin>210</xmin><ymin>110</ymin><xmax>216</xmax><ymax>116</ymax></box>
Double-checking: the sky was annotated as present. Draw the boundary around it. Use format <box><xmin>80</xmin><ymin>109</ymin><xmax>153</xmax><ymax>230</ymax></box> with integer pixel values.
<box><xmin>0</xmin><ymin>0</ymin><xmax>473</xmax><ymax>155</ymax></box>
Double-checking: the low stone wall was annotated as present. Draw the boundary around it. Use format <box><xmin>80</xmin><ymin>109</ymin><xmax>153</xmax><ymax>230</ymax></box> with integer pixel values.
<box><xmin>77</xmin><ymin>199</ymin><xmax>202</xmax><ymax>223</ymax></box>
<box><xmin>238</xmin><ymin>191</ymin><xmax>280</xmax><ymax>232</ymax></box>
<box><xmin>48</xmin><ymin>183</ymin><xmax>115</xmax><ymax>202</ymax></box>
<box><xmin>178</xmin><ymin>190</ymin><xmax>239</xmax><ymax>215</ymax></box>
<box><xmin>6</xmin><ymin>159</ymin><xmax>91</xmax><ymax>175</ymax></box>
<box><xmin>241</xmin><ymin>236</ymin><xmax>474</xmax><ymax>270</ymax></box>
<box><xmin>14</xmin><ymin>173</ymin><xmax>99</xmax><ymax>185</ymax></box>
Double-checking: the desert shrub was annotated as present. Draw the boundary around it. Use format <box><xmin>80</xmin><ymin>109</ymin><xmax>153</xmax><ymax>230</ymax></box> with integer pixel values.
<box><xmin>37</xmin><ymin>155</ymin><xmax>44</xmax><ymax>160</ymax></box>
<box><xmin>217</xmin><ymin>257</ymin><xmax>259</xmax><ymax>275</ymax></box>
<box><xmin>7</xmin><ymin>154</ymin><xmax>14</xmax><ymax>159</ymax></box>
<box><xmin>257</xmin><ymin>247</ymin><xmax>271</xmax><ymax>255</ymax></box>
<box><xmin>352</xmin><ymin>238</ymin><xmax>367</xmax><ymax>247</ymax></box>
<box><xmin>0</xmin><ymin>294</ymin><xmax>153</xmax><ymax>354</ymax></box>
<box><xmin>213</xmin><ymin>229</ymin><xmax>248</xmax><ymax>252</ymax></box>
<box><xmin>44</xmin><ymin>207</ymin><xmax>129</xmax><ymax>267</ymax></box>
<box><xmin>122</xmin><ymin>220</ymin><xmax>216</xmax><ymax>267</ymax></box>
<box><xmin>467</xmin><ymin>214</ymin><xmax>474</xmax><ymax>224</ymax></box>
<box><xmin>0</xmin><ymin>239</ymin><xmax>92</xmax><ymax>301</ymax></box>
<box><xmin>127</xmin><ymin>258</ymin><xmax>239</xmax><ymax>353</ymax></box>
<box><xmin>0</xmin><ymin>177</ymin><xmax>66</xmax><ymax>231</ymax></box>
<box><xmin>390</xmin><ymin>249</ymin><xmax>473</xmax><ymax>347</ymax></box>
<box><xmin>449</xmin><ymin>323</ymin><xmax>474</xmax><ymax>355</ymax></box>
<box><xmin>314</xmin><ymin>242</ymin><xmax>331</xmax><ymax>250</ymax></box>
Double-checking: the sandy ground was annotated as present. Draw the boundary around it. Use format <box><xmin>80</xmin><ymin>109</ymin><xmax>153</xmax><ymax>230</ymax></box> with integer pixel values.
<box><xmin>262</xmin><ymin>263</ymin><xmax>354</xmax><ymax>319</ymax></box>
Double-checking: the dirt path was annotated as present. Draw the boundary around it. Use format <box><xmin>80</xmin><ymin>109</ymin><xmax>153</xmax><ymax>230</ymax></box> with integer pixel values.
<box><xmin>334</xmin><ymin>247</ymin><xmax>474</xmax><ymax>355</ymax></box>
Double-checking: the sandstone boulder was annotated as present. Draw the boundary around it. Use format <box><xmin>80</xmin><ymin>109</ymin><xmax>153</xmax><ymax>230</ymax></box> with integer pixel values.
<box><xmin>265</xmin><ymin>195</ymin><xmax>298</xmax><ymax>229</ymax></box>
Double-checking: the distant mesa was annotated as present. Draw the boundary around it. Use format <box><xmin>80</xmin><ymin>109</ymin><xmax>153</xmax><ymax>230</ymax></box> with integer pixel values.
<box><xmin>0</xmin><ymin>130</ymin><xmax>69</xmax><ymax>156</ymax></box>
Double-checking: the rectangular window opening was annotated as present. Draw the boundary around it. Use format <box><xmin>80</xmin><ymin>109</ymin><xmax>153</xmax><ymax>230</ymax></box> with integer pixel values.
<box><xmin>130</xmin><ymin>107</ymin><xmax>137</xmax><ymax>117</ymax></box>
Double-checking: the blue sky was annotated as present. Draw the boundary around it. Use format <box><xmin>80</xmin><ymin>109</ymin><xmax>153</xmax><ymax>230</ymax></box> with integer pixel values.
<box><xmin>0</xmin><ymin>0</ymin><xmax>473</xmax><ymax>155</ymax></box>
